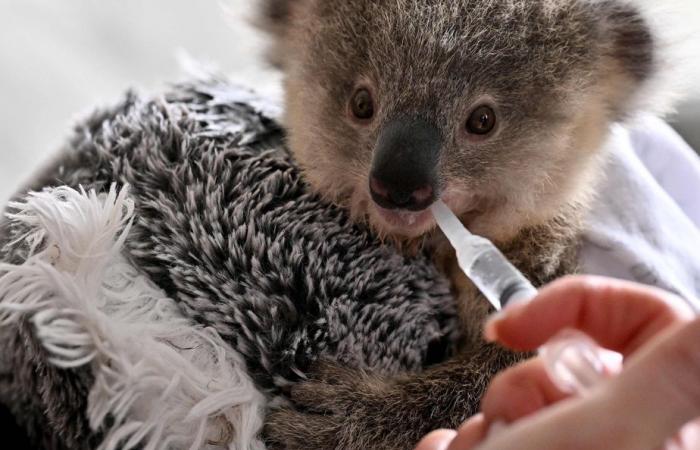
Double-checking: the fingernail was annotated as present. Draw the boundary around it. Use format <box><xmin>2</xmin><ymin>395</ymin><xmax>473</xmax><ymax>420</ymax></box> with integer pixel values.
<box><xmin>486</xmin><ymin>420</ymin><xmax>507</xmax><ymax>439</ymax></box>
<box><xmin>484</xmin><ymin>299</ymin><xmax>528</xmax><ymax>341</ymax></box>
<box><xmin>483</xmin><ymin>317</ymin><xmax>500</xmax><ymax>342</ymax></box>
<box><xmin>502</xmin><ymin>291</ymin><xmax>536</xmax><ymax>310</ymax></box>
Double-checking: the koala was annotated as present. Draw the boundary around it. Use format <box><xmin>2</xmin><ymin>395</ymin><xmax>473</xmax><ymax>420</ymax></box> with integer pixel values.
<box><xmin>257</xmin><ymin>0</ymin><xmax>661</xmax><ymax>448</ymax></box>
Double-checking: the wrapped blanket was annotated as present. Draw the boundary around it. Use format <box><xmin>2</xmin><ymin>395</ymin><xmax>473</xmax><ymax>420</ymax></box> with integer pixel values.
<box><xmin>0</xmin><ymin>79</ymin><xmax>458</xmax><ymax>450</ymax></box>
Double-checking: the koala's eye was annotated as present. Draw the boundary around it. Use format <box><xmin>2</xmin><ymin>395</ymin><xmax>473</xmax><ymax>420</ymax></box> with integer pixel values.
<box><xmin>350</xmin><ymin>89</ymin><xmax>375</xmax><ymax>121</ymax></box>
<box><xmin>466</xmin><ymin>105</ymin><xmax>496</xmax><ymax>135</ymax></box>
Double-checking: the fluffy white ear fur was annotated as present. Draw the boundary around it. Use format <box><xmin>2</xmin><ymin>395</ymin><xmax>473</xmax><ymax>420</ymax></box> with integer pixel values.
<box><xmin>0</xmin><ymin>185</ymin><xmax>266</xmax><ymax>450</ymax></box>
<box><xmin>627</xmin><ymin>0</ymin><xmax>699</xmax><ymax>118</ymax></box>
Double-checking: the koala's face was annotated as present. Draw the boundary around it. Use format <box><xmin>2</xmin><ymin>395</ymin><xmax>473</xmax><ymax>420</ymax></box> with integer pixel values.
<box><xmin>273</xmin><ymin>0</ymin><xmax>654</xmax><ymax>242</ymax></box>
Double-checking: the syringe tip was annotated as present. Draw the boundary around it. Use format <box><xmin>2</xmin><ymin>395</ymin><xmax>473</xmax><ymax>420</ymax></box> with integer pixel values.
<box><xmin>430</xmin><ymin>200</ymin><xmax>472</xmax><ymax>247</ymax></box>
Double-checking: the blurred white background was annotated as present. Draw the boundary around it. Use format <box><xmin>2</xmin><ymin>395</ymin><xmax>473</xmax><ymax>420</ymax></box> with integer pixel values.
<box><xmin>0</xmin><ymin>0</ymin><xmax>698</xmax><ymax>202</ymax></box>
<box><xmin>0</xmin><ymin>0</ymin><xmax>280</xmax><ymax>202</ymax></box>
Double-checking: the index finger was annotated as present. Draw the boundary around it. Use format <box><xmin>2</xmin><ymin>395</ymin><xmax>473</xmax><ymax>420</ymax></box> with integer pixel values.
<box><xmin>485</xmin><ymin>276</ymin><xmax>694</xmax><ymax>355</ymax></box>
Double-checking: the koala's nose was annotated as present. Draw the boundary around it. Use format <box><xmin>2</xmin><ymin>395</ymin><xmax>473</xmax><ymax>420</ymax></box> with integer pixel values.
<box><xmin>370</xmin><ymin>176</ymin><xmax>436</xmax><ymax>211</ymax></box>
<box><xmin>370</xmin><ymin>116</ymin><xmax>442</xmax><ymax>211</ymax></box>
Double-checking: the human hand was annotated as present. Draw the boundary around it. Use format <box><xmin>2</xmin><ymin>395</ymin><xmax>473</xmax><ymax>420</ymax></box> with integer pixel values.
<box><xmin>415</xmin><ymin>276</ymin><xmax>700</xmax><ymax>450</ymax></box>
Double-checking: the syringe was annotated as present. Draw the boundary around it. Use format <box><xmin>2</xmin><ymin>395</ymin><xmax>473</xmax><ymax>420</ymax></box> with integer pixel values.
<box><xmin>431</xmin><ymin>200</ymin><xmax>613</xmax><ymax>394</ymax></box>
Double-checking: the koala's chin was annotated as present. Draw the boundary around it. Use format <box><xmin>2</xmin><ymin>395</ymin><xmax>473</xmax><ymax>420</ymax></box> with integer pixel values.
<box><xmin>368</xmin><ymin>205</ymin><xmax>433</xmax><ymax>237</ymax></box>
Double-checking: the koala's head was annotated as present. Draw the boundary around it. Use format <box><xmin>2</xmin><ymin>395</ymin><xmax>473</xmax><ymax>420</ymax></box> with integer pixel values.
<box><xmin>261</xmin><ymin>0</ymin><xmax>658</xmax><ymax>242</ymax></box>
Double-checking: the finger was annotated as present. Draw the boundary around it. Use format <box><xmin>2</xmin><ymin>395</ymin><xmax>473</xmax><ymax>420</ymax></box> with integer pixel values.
<box><xmin>446</xmin><ymin>414</ymin><xmax>488</xmax><ymax>450</ymax></box>
<box><xmin>485</xmin><ymin>275</ymin><xmax>693</xmax><ymax>354</ymax></box>
<box><xmin>480</xmin><ymin>357</ymin><xmax>569</xmax><ymax>424</ymax></box>
<box><xmin>475</xmin><ymin>390</ymin><xmax>621</xmax><ymax>450</ymax></box>
<box><xmin>480</xmin><ymin>317</ymin><xmax>700</xmax><ymax>450</ymax></box>
<box><xmin>671</xmin><ymin>418</ymin><xmax>700</xmax><ymax>449</ymax></box>
<box><xmin>414</xmin><ymin>430</ymin><xmax>458</xmax><ymax>450</ymax></box>
<box><xmin>607</xmin><ymin>316</ymin><xmax>700</xmax><ymax>445</ymax></box>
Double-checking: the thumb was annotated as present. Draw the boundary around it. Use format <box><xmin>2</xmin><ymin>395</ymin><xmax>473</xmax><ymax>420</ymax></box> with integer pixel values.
<box><xmin>479</xmin><ymin>316</ymin><xmax>700</xmax><ymax>450</ymax></box>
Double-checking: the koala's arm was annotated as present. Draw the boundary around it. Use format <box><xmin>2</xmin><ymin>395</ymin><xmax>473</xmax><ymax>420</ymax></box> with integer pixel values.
<box><xmin>264</xmin><ymin>211</ymin><xmax>581</xmax><ymax>450</ymax></box>
<box><xmin>264</xmin><ymin>344</ymin><xmax>522</xmax><ymax>450</ymax></box>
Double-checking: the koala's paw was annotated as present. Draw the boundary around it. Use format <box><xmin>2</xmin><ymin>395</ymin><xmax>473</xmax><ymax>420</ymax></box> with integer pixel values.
<box><xmin>263</xmin><ymin>408</ymin><xmax>344</xmax><ymax>450</ymax></box>
<box><xmin>263</xmin><ymin>361</ymin><xmax>408</xmax><ymax>450</ymax></box>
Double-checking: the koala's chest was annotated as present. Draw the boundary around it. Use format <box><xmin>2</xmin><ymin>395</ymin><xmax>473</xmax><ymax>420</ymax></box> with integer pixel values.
<box><xmin>437</xmin><ymin>251</ymin><xmax>495</xmax><ymax>345</ymax></box>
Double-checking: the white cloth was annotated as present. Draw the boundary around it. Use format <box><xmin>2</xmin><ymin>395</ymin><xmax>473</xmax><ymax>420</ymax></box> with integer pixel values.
<box><xmin>581</xmin><ymin>115</ymin><xmax>700</xmax><ymax>311</ymax></box>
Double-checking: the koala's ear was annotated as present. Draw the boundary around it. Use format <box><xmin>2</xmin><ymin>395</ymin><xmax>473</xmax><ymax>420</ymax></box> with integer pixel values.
<box><xmin>601</xmin><ymin>1</ymin><xmax>656</xmax><ymax>84</ymax></box>
<box><xmin>261</xmin><ymin>0</ymin><xmax>294</xmax><ymax>32</ymax></box>
<box><xmin>258</xmin><ymin>0</ymin><xmax>301</xmax><ymax>68</ymax></box>
<box><xmin>586</xmin><ymin>0</ymin><xmax>662</xmax><ymax>116</ymax></box>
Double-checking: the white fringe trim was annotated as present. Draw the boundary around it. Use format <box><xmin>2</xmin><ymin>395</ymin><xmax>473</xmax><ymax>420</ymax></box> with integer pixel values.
<box><xmin>0</xmin><ymin>185</ymin><xmax>266</xmax><ymax>450</ymax></box>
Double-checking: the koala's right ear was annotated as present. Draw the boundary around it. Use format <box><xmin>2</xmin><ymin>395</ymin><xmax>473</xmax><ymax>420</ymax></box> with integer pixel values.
<box><xmin>261</xmin><ymin>0</ymin><xmax>294</xmax><ymax>32</ymax></box>
<box><xmin>258</xmin><ymin>0</ymin><xmax>301</xmax><ymax>68</ymax></box>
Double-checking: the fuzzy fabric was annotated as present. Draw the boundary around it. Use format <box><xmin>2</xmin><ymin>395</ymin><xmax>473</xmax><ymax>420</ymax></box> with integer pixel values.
<box><xmin>0</xmin><ymin>185</ymin><xmax>268</xmax><ymax>450</ymax></box>
<box><xmin>0</xmin><ymin>78</ymin><xmax>458</xmax><ymax>449</ymax></box>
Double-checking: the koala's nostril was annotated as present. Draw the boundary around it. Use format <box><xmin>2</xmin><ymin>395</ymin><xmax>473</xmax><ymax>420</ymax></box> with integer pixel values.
<box><xmin>412</xmin><ymin>185</ymin><xmax>434</xmax><ymax>205</ymax></box>
<box><xmin>370</xmin><ymin>176</ymin><xmax>398</xmax><ymax>210</ymax></box>
<box><xmin>369</xmin><ymin>176</ymin><xmax>390</xmax><ymax>199</ymax></box>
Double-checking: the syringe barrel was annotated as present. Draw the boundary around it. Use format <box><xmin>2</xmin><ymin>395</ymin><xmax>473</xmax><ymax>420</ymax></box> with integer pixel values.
<box><xmin>456</xmin><ymin>236</ymin><xmax>538</xmax><ymax>310</ymax></box>
<box><xmin>459</xmin><ymin>240</ymin><xmax>611</xmax><ymax>395</ymax></box>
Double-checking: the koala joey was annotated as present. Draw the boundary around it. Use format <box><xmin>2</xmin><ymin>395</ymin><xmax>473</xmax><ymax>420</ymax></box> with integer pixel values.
<box><xmin>258</xmin><ymin>0</ymin><xmax>663</xmax><ymax>448</ymax></box>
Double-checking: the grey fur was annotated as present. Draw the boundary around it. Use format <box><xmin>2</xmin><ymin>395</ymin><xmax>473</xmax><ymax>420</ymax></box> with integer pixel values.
<box><xmin>0</xmin><ymin>78</ymin><xmax>458</xmax><ymax>448</ymax></box>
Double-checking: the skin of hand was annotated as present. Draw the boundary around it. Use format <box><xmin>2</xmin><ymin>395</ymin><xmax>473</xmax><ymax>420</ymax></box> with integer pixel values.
<box><xmin>415</xmin><ymin>275</ymin><xmax>700</xmax><ymax>450</ymax></box>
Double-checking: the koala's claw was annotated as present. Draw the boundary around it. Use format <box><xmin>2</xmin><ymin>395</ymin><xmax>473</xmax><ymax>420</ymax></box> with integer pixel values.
<box><xmin>288</xmin><ymin>361</ymin><xmax>378</xmax><ymax>414</ymax></box>
<box><xmin>264</xmin><ymin>361</ymin><xmax>400</xmax><ymax>450</ymax></box>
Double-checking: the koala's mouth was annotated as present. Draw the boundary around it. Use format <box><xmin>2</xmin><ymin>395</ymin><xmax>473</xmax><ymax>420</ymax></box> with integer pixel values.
<box><xmin>373</xmin><ymin>205</ymin><xmax>434</xmax><ymax>230</ymax></box>
<box><xmin>369</xmin><ymin>192</ymin><xmax>483</xmax><ymax>238</ymax></box>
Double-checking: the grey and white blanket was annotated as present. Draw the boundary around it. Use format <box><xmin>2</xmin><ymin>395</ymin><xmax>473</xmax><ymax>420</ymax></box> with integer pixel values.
<box><xmin>0</xmin><ymin>79</ymin><xmax>458</xmax><ymax>450</ymax></box>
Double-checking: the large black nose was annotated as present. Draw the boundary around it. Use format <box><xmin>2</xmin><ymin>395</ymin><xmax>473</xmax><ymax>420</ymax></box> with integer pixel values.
<box><xmin>370</xmin><ymin>117</ymin><xmax>441</xmax><ymax>211</ymax></box>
